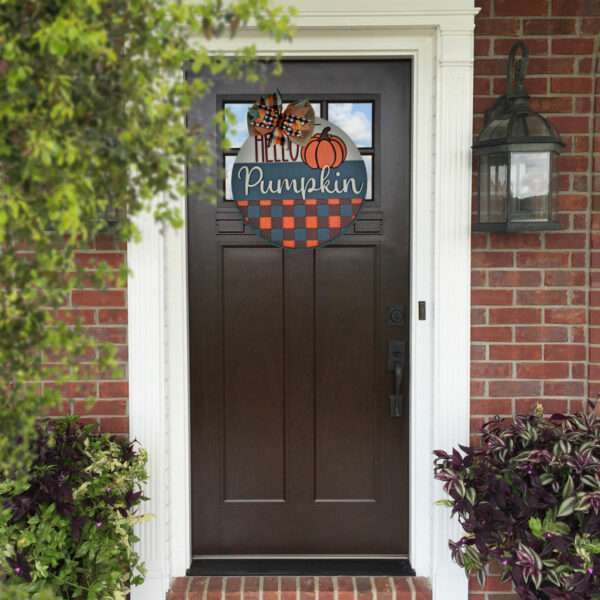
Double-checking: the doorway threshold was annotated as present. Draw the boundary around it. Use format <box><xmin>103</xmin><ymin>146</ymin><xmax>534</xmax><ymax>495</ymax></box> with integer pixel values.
<box><xmin>187</xmin><ymin>558</ymin><xmax>415</xmax><ymax>577</ymax></box>
<box><xmin>169</xmin><ymin>575</ymin><xmax>432</xmax><ymax>600</ymax></box>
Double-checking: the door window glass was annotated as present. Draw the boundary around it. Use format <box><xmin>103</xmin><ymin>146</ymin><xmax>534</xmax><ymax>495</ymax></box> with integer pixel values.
<box><xmin>327</xmin><ymin>102</ymin><xmax>374</xmax><ymax>200</ymax></box>
<box><xmin>327</xmin><ymin>102</ymin><xmax>373</xmax><ymax>148</ymax></box>
<box><xmin>223</xmin><ymin>103</ymin><xmax>252</xmax><ymax>149</ymax></box>
<box><xmin>362</xmin><ymin>154</ymin><xmax>373</xmax><ymax>200</ymax></box>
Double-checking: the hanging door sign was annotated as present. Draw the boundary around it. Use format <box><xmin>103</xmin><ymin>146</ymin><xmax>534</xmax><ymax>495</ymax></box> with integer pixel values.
<box><xmin>231</xmin><ymin>93</ymin><xmax>367</xmax><ymax>249</ymax></box>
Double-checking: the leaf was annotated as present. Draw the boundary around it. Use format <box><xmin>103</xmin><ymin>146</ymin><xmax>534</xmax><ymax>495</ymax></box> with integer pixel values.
<box><xmin>557</xmin><ymin>496</ymin><xmax>576</xmax><ymax>518</ymax></box>
<box><xmin>465</xmin><ymin>487</ymin><xmax>477</xmax><ymax>505</ymax></box>
<box><xmin>529</xmin><ymin>517</ymin><xmax>543</xmax><ymax>539</ymax></box>
<box><xmin>551</xmin><ymin>522</ymin><xmax>570</xmax><ymax>535</ymax></box>
<box><xmin>435</xmin><ymin>499</ymin><xmax>454</xmax><ymax>508</ymax></box>
<box><xmin>562</xmin><ymin>475</ymin><xmax>574</xmax><ymax>499</ymax></box>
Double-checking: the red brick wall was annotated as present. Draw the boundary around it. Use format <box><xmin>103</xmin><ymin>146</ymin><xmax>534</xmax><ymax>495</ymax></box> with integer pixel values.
<box><xmin>47</xmin><ymin>234</ymin><xmax>129</xmax><ymax>435</ymax></box>
<box><xmin>470</xmin><ymin>0</ymin><xmax>599</xmax><ymax>598</ymax></box>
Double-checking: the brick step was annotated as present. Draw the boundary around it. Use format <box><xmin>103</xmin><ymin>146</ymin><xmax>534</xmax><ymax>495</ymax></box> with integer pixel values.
<box><xmin>167</xmin><ymin>576</ymin><xmax>431</xmax><ymax>600</ymax></box>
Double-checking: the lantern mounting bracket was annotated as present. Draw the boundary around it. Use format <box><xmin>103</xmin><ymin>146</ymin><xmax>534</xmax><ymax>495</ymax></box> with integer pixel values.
<box><xmin>483</xmin><ymin>41</ymin><xmax>530</xmax><ymax>127</ymax></box>
<box><xmin>506</xmin><ymin>40</ymin><xmax>529</xmax><ymax>100</ymax></box>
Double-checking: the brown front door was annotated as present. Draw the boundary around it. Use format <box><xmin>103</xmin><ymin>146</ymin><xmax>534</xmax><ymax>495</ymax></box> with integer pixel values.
<box><xmin>188</xmin><ymin>61</ymin><xmax>411</xmax><ymax>556</ymax></box>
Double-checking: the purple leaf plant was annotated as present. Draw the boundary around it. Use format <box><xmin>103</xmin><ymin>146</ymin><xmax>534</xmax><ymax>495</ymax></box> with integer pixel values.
<box><xmin>434</xmin><ymin>406</ymin><xmax>600</xmax><ymax>599</ymax></box>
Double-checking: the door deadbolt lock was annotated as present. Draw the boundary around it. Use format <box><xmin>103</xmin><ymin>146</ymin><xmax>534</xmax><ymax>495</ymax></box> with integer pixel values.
<box><xmin>386</xmin><ymin>304</ymin><xmax>405</xmax><ymax>327</ymax></box>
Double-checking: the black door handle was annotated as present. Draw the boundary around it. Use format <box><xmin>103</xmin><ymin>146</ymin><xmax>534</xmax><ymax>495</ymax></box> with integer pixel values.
<box><xmin>390</xmin><ymin>362</ymin><xmax>404</xmax><ymax>417</ymax></box>
<box><xmin>388</xmin><ymin>340</ymin><xmax>406</xmax><ymax>417</ymax></box>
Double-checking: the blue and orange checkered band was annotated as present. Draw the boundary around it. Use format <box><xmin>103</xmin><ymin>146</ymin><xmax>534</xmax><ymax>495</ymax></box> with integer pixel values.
<box><xmin>248</xmin><ymin>92</ymin><xmax>315</xmax><ymax>146</ymax></box>
<box><xmin>236</xmin><ymin>197</ymin><xmax>363</xmax><ymax>250</ymax></box>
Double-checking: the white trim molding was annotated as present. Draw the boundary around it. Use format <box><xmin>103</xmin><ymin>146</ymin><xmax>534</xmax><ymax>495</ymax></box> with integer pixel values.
<box><xmin>431</xmin><ymin>28</ymin><xmax>476</xmax><ymax>600</ymax></box>
<box><xmin>128</xmin><ymin>210</ymin><xmax>170</xmax><ymax>597</ymax></box>
<box><xmin>129</xmin><ymin>2</ymin><xmax>476</xmax><ymax>598</ymax></box>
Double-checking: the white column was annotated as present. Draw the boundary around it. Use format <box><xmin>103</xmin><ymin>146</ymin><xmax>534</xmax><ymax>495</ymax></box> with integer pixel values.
<box><xmin>165</xmin><ymin>210</ymin><xmax>192</xmax><ymax>577</ymax></box>
<box><xmin>431</xmin><ymin>27</ymin><xmax>474</xmax><ymax>600</ymax></box>
<box><xmin>128</xmin><ymin>210</ymin><xmax>170</xmax><ymax>600</ymax></box>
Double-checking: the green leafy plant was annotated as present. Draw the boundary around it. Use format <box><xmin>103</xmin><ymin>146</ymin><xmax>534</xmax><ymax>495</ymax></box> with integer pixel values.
<box><xmin>0</xmin><ymin>417</ymin><xmax>148</xmax><ymax>598</ymax></box>
<box><xmin>1</xmin><ymin>2</ymin><xmax>293</xmax><ymax>594</ymax></box>
<box><xmin>434</xmin><ymin>409</ymin><xmax>600</xmax><ymax>599</ymax></box>
<box><xmin>0</xmin><ymin>0</ymin><xmax>293</xmax><ymax>476</ymax></box>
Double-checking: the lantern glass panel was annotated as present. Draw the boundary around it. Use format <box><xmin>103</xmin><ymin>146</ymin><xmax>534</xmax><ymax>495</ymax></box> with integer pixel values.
<box><xmin>479</xmin><ymin>153</ymin><xmax>508</xmax><ymax>223</ymax></box>
<box><xmin>509</xmin><ymin>151</ymin><xmax>551</xmax><ymax>222</ymax></box>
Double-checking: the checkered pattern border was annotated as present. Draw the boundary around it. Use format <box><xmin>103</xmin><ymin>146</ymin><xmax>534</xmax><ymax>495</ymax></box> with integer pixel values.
<box><xmin>235</xmin><ymin>198</ymin><xmax>363</xmax><ymax>249</ymax></box>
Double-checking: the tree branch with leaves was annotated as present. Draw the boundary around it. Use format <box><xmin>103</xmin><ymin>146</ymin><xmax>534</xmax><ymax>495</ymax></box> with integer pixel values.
<box><xmin>0</xmin><ymin>0</ymin><xmax>293</xmax><ymax>498</ymax></box>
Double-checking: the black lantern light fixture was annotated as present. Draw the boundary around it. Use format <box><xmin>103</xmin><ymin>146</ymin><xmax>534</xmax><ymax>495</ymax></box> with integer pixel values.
<box><xmin>473</xmin><ymin>41</ymin><xmax>564</xmax><ymax>232</ymax></box>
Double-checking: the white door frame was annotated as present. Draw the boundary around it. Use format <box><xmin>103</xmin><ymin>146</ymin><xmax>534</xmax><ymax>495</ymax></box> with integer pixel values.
<box><xmin>128</xmin><ymin>3</ymin><xmax>477</xmax><ymax>599</ymax></box>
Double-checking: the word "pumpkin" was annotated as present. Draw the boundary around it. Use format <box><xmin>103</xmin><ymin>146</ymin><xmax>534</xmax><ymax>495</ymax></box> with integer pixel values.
<box><xmin>236</xmin><ymin>164</ymin><xmax>364</xmax><ymax>200</ymax></box>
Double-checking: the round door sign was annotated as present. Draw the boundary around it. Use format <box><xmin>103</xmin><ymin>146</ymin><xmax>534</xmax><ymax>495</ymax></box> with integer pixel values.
<box><xmin>232</xmin><ymin>118</ymin><xmax>367</xmax><ymax>249</ymax></box>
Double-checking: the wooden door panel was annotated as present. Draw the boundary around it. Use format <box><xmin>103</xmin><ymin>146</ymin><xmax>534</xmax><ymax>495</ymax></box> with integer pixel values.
<box><xmin>188</xmin><ymin>60</ymin><xmax>411</xmax><ymax>556</ymax></box>
<box><xmin>314</xmin><ymin>246</ymin><xmax>377</xmax><ymax>501</ymax></box>
<box><xmin>222</xmin><ymin>247</ymin><xmax>285</xmax><ymax>501</ymax></box>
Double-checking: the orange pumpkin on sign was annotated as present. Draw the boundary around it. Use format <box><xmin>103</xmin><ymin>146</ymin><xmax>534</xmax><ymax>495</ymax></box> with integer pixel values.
<box><xmin>301</xmin><ymin>127</ymin><xmax>347</xmax><ymax>169</ymax></box>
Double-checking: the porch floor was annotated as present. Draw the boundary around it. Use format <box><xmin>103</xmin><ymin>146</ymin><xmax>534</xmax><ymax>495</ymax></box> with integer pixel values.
<box><xmin>167</xmin><ymin>576</ymin><xmax>432</xmax><ymax>600</ymax></box>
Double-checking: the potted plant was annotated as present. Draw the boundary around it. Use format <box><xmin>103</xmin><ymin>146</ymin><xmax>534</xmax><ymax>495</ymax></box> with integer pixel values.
<box><xmin>434</xmin><ymin>406</ymin><xmax>600</xmax><ymax>599</ymax></box>
<box><xmin>0</xmin><ymin>417</ymin><xmax>148</xmax><ymax>598</ymax></box>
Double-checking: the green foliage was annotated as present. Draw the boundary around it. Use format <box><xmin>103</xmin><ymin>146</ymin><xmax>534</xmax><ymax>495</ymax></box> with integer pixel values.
<box><xmin>0</xmin><ymin>585</ymin><xmax>56</xmax><ymax>600</ymax></box>
<box><xmin>0</xmin><ymin>0</ymin><xmax>294</xmax><ymax>479</ymax></box>
<box><xmin>0</xmin><ymin>417</ymin><xmax>148</xmax><ymax>598</ymax></box>
<box><xmin>528</xmin><ymin>514</ymin><xmax>570</xmax><ymax>540</ymax></box>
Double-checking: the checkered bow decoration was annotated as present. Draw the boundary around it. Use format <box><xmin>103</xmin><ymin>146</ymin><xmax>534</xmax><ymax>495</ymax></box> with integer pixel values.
<box><xmin>247</xmin><ymin>90</ymin><xmax>315</xmax><ymax>146</ymax></box>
